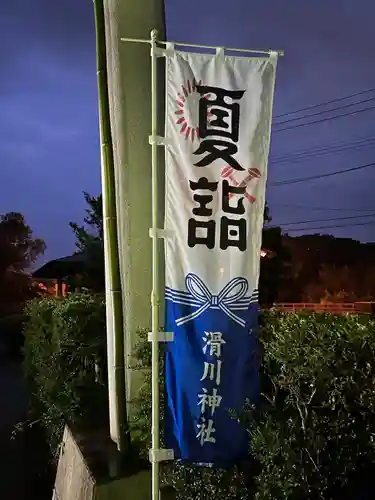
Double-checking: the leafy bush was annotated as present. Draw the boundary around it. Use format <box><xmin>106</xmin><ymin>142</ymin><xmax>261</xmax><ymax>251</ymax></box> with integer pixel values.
<box><xmin>246</xmin><ymin>311</ymin><xmax>375</xmax><ymax>500</ymax></box>
<box><xmin>132</xmin><ymin>312</ymin><xmax>375</xmax><ymax>500</ymax></box>
<box><xmin>22</xmin><ymin>293</ymin><xmax>108</xmax><ymax>457</ymax></box>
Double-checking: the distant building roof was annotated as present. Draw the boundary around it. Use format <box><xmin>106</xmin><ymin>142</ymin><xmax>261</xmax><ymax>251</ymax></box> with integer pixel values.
<box><xmin>33</xmin><ymin>252</ymin><xmax>88</xmax><ymax>279</ymax></box>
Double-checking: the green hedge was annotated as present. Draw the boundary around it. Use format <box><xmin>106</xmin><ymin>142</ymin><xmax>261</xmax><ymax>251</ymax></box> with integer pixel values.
<box><xmin>248</xmin><ymin>311</ymin><xmax>375</xmax><ymax>500</ymax></box>
<box><xmin>132</xmin><ymin>312</ymin><xmax>375</xmax><ymax>500</ymax></box>
<box><xmin>23</xmin><ymin>295</ymin><xmax>375</xmax><ymax>499</ymax></box>
<box><xmin>22</xmin><ymin>293</ymin><xmax>108</xmax><ymax>457</ymax></box>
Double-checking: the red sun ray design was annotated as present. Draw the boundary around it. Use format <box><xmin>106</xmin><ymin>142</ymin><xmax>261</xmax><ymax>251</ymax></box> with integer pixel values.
<box><xmin>174</xmin><ymin>78</ymin><xmax>212</xmax><ymax>143</ymax></box>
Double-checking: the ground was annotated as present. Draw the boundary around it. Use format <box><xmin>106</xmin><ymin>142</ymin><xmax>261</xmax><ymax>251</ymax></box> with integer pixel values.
<box><xmin>0</xmin><ymin>349</ymin><xmax>53</xmax><ymax>500</ymax></box>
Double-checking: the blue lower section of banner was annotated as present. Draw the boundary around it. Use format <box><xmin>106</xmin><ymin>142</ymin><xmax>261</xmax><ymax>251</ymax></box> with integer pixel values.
<box><xmin>164</xmin><ymin>277</ymin><xmax>260</xmax><ymax>466</ymax></box>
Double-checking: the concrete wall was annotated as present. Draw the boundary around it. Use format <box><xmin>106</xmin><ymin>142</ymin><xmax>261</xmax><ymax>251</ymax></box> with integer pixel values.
<box><xmin>53</xmin><ymin>427</ymin><xmax>94</xmax><ymax>500</ymax></box>
<box><xmin>52</xmin><ymin>426</ymin><xmax>153</xmax><ymax>500</ymax></box>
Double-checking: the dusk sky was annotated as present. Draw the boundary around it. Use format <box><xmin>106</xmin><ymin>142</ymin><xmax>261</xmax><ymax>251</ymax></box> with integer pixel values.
<box><xmin>2</xmin><ymin>0</ymin><xmax>375</xmax><ymax>265</ymax></box>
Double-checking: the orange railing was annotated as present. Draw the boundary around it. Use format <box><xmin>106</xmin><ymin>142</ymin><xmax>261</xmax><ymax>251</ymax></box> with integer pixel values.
<box><xmin>273</xmin><ymin>302</ymin><xmax>373</xmax><ymax>314</ymax></box>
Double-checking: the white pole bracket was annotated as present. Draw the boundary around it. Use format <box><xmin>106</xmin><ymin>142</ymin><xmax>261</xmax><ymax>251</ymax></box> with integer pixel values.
<box><xmin>149</xmin><ymin>448</ymin><xmax>174</xmax><ymax>463</ymax></box>
<box><xmin>148</xmin><ymin>331</ymin><xmax>174</xmax><ymax>342</ymax></box>
<box><xmin>149</xmin><ymin>228</ymin><xmax>174</xmax><ymax>239</ymax></box>
<box><xmin>148</xmin><ymin>135</ymin><xmax>167</xmax><ymax>147</ymax></box>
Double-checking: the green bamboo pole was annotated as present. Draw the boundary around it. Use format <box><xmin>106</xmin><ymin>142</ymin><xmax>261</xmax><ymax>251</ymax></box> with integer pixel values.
<box><xmin>93</xmin><ymin>0</ymin><xmax>129</xmax><ymax>453</ymax></box>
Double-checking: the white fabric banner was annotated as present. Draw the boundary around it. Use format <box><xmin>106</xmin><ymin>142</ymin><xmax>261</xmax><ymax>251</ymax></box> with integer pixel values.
<box><xmin>163</xmin><ymin>49</ymin><xmax>278</xmax><ymax>464</ymax></box>
<box><xmin>165</xmin><ymin>51</ymin><xmax>277</xmax><ymax>310</ymax></box>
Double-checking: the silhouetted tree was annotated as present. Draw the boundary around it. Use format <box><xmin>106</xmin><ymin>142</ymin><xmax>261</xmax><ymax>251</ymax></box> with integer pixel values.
<box><xmin>260</xmin><ymin>227</ymin><xmax>291</xmax><ymax>305</ymax></box>
<box><xmin>280</xmin><ymin>234</ymin><xmax>375</xmax><ymax>302</ymax></box>
<box><xmin>0</xmin><ymin>212</ymin><xmax>45</xmax><ymax>315</ymax></box>
<box><xmin>0</xmin><ymin>212</ymin><xmax>45</xmax><ymax>354</ymax></box>
<box><xmin>69</xmin><ymin>192</ymin><xmax>105</xmax><ymax>291</ymax></box>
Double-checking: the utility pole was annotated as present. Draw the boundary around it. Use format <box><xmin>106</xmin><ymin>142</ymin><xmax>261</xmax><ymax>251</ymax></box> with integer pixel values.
<box><xmin>102</xmin><ymin>0</ymin><xmax>166</xmax><ymax>442</ymax></box>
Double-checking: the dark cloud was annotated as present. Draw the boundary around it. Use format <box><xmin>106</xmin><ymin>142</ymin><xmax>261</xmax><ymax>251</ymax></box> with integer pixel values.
<box><xmin>0</xmin><ymin>0</ymin><xmax>94</xmax><ymax>75</ymax></box>
<box><xmin>0</xmin><ymin>0</ymin><xmax>100</xmax><ymax>264</ymax></box>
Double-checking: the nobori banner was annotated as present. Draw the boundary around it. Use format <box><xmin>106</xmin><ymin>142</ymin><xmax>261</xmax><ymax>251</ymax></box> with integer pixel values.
<box><xmin>163</xmin><ymin>48</ymin><xmax>278</xmax><ymax>466</ymax></box>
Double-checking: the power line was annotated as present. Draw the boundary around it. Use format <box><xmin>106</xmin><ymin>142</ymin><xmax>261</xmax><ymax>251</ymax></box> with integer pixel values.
<box><xmin>274</xmin><ymin>213</ymin><xmax>375</xmax><ymax>227</ymax></box>
<box><xmin>271</xmin><ymin>203</ymin><xmax>375</xmax><ymax>212</ymax></box>
<box><xmin>272</xmin><ymin>135</ymin><xmax>375</xmax><ymax>161</ymax></box>
<box><xmin>274</xmin><ymin>87</ymin><xmax>375</xmax><ymax>119</ymax></box>
<box><xmin>273</xmin><ymin>96</ymin><xmax>375</xmax><ymax>126</ymax></box>
<box><xmin>273</xmin><ymin>104</ymin><xmax>375</xmax><ymax>133</ymax></box>
<box><xmin>282</xmin><ymin>220</ymin><xmax>375</xmax><ymax>233</ymax></box>
<box><xmin>270</xmin><ymin>135</ymin><xmax>375</xmax><ymax>166</ymax></box>
<box><xmin>269</xmin><ymin>161</ymin><xmax>375</xmax><ymax>187</ymax></box>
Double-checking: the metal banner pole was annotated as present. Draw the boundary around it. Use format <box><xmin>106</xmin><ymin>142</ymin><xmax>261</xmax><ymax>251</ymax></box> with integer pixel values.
<box><xmin>120</xmin><ymin>29</ymin><xmax>174</xmax><ymax>500</ymax></box>
<box><xmin>150</xmin><ymin>28</ymin><xmax>161</xmax><ymax>500</ymax></box>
